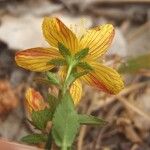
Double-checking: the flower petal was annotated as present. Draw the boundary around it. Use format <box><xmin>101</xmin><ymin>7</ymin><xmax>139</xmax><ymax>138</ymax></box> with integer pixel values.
<box><xmin>79</xmin><ymin>24</ymin><xmax>114</xmax><ymax>60</ymax></box>
<box><xmin>42</xmin><ymin>17</ymin><xmax>78</xmax><ymax>53</ymax></box>
<box><xmin>15</xmin><ymin>47</ymin><xmax>61</xmax><ymax>72</ymax></box>
<box><xmin>70</xmin><ymin>80</ymin><xmax>82</xmax><ymax>105</ymax></box>
<box><xmin>81</xmin><ymin>62</ymin><xmax>124</xmax><ymax>94</ymax></box>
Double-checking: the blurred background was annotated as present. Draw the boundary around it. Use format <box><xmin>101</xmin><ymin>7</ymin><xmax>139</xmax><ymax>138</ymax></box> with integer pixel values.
<box><xmin>0</xmin><ymin>0</ymin><xmax>150</xmax><ymax>149</ymax></box>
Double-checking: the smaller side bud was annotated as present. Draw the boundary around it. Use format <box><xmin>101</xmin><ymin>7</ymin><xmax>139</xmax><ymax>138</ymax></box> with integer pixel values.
<box><xmin>25</xmin><ymin>88</ymin><xmax>47</xmax><ymax>113</ymax></box>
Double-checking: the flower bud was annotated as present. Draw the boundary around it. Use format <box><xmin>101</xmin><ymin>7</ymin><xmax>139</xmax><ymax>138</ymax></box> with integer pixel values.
<box><xmin>25</xmin><ymin>88</ymin><xmax>46</xmax><ymax>113</ymax></box>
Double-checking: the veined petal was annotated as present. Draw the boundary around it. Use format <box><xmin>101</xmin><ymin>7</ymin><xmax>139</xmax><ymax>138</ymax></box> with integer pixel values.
<box><xmin>81</xmin><ymin>62</ymin><xmax>124</xmax><ymax>94</ymax></box>
<box><xmin>79</xmin><ymin>24</ymin><xmax>114</xmax><ymax>60</ymax></box>
<box><xmin>42</xmin><ymin>17</ymin><xmax>78</xmax><ymax>53</ymax></box>
<box><xmin>70</xmin><ymin>80</ymin><xmax>82</xmax><ymax>105</ymax></box>
<box><xmin>58</xmin><ymin>66</ymin><xmax>66</xmax><ymax>80</ymax></box>
<box><xmin>15</xmin><ymin>47</ymin><xmax>61</xmax><ymax>72</ymax></box>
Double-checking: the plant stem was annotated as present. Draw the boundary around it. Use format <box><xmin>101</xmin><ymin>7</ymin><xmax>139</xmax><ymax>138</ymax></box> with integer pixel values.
<box><xmin>61</xmin><ymin>145</ymin><xmax>67</xmax><ymax>150</ymax></box>
<box><xmin>59</xmin><ymin>64</ymin><xmax>73</xmax><ymax>150</ymax></box>
<box><xmin>45</xmin><ymin>132</ymin><xmax>52</xmax><ymax>150</ymax></box>
<box><xmin>65</xmin><ymin>64</ymin><xmax>72</xmax><ymax>82</ymax></box>
<box><xmin>62</xmin><ymin>64</ymin><xmax>73</xmax><ymax>95</ymax></box>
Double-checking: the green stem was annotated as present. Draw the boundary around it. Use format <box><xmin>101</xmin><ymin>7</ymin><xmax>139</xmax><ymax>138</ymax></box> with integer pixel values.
<box><xmin>45</xmin><ymin>132</ymin><xmax>52</xmax><ymax>150</ymax></box>
<box><xmin>59</xmin><ymin>64</ymin><xmax>73</xmax><ymax>150</ymax></box>
<box><xmin>65</xmin><ymin>64</ymin><xmax>72</xmax><ymax>82</ymax></box>
<box><xmin>62</xmin><ymin>64</ymin><xmax>73</xmax><ymax>96</ymax></box>
<box><xmin>61</xmin><ymin>145</ymin><xmax>68</xmax><ymax>150</ymax></box>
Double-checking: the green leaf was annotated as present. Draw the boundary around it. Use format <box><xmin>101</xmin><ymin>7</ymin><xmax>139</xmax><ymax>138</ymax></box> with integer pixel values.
<box><xmin>74</xmin><ymin>71</ymin><xmax>89</xmax><ymax>78</ymax></box>
<box><xmin>74</xmin><ymin>48</ymin><xmax>89</xmax><ymax>60</ymax></box>
<box><xmin>58</xmin><ymin>42</ymin><xmax>71</xmax><ymax>58</ymax></box>
<box><xmin>78</xmin><ymin>114</ymin><xmax>107</xmax><ymax>126</ymax></box>
<box><xmin>46</xmin><ymin>72</ymin><xmax>60</xmax><ymax>85</ymax></box>
<box><xmin>118</xmin><ymin>54</ymin><xmax>150</xmax><ymax>74</ymax></box>
<box><xmin>48</xmin><ymin>58</ymin><xmax>66</xmax><ymax>66</ymax></box>
<box><xmin>52</xmin><ymin>92</ymin><xmax>79</xmax><ymax>147</ymax></box>
<box><xmin>31</xmin><ymin>109</ymin><xmax>52</xmax><ymax>130</ymax></box>
<box><xmin>47</xmin><ymin>94</ymin><xmax>59</xmax><ymax>112</ymax></box>
<box><xmin>21</xmin><ymin>134</ymin><xmax>47</xmax><ymax>144</ymax></box>
<box><xmin>77</xmin><ymin>61</ymin><xmax>93</xmax><ymax>71</ymax></box>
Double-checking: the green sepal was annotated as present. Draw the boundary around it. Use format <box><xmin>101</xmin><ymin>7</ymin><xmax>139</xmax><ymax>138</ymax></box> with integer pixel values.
<box><xmin>31</xmin><ymin>109</ymin><xmax>52</xmax><ymax>130</ymax></box>
<box><xmin>78</xmin><ymin>114</ymin><xmax>107</xmax><ymax>126</ymax></box>
<box><xmin>48</xmin><ymin>58</ymin><xmax>66</xmax><ymax>66</ymax></box>
<box><xmin>77</xmin><ymin>61</ymin><xmax>93</xmax><ymax>71</ymax></box>
<box><xmin>58</xmin><ymin>42</ymin><xmax>71</xmax><ymax>58</ymax></box>
<box><xmin>74</xmin><ymin>48</ymin><xmax>89</xmax><ymax>60</ymax></box>
<box><xmin>47</xmin><ymin>94</ymin><xmax>59</xmax><ymax>113</ymax></box>
<box><xmin>46</xmin><ymin>72</ymin><xmax>60</xmax><ymax>86</ymax></box>
<box><xmin>21</xmin><ymin>134</ymin><xmax>47</xmax><ymax>144</ymax></box>
<box><xmin>118</xmin><ymin>53</ymin><xmax>150</xmax><ymax>74</ymax></box>
<box><xmin>52</xmin><ymin>91</ymin><xmax>79</xmax><ymax>147</ymax></box>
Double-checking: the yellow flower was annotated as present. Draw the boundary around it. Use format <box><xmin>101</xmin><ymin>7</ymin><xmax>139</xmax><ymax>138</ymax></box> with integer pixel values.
<box><xmin>25</xmin><ymin>88</ymin><xmax>47</xmax><ymax>113</ymax></box>
<box><xmin>15</xmin><ymin>17</ymin><xmax>124</xmax><ymax>104</ymax></box>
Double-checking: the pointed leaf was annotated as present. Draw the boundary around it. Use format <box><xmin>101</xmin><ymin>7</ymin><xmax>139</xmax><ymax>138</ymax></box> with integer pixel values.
<box><xmin>48</xmin><ymin>58</ymin><xmax>66</xmax><ymax>66</ymax></box>
<box><xmin>78</xmin><ymin>114</ymin><xmax>107</xmax><ymax>126</ymax></box>
<box><xmin>31</xmin><ymin>109</ymin><xmax>52</xmax><ymax>130</ymax></box>
<box><xmin>21</xmin><ymin>134</ymin><xmax>47</xmax><ymax>144</ymax></box>
<box><xmin>58</xmin><ymin>42</ymin><xmax>71</xmax><ymax>58</ymax></box>
<box><xmin>47</xmin><ymin>94</ymin><xmax>59</xmax><ymax>112</ymax></box>
<box><xmin>73</xmin><ymin>71</ymin><xmax>89</xmax><ymax>79</ymax></box>
<box><xmin>47</xmin><ymin>72</ymin><xmax>60</xmax><ymax>85</ymax></box>
<box><xmin>52</xmin><ymin>92</ymin><xmax>79</xmax><ymax>147</ymax></box>
<box><xmin>77</xmin><ymin>61</ymin><xmax>93</xmax><ymax>71</ymax></box>
<box><xmin>74</xmin><ymin>48</ymin><xmax>89</xmax><ymax>60</ymax></box>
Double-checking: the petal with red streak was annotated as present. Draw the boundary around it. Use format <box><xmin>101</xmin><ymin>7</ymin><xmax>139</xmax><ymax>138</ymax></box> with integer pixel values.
<box><xmin>42</xmin><ymin>17</ymin><xmax>78</xmax><ymax>53</ymax></box>
<box><xmin>15</xmin><ymin>47</ymin><xmax>61</xmax><ymax>72</ymax></box>
<box><xmin>81</xmin><ymin>61</ymin><xmax>124</xmax><ymax>94</ymax></box>
<box><xmin>79</xmin><ymin>24</ymin><xmax>114</xmax><ymax>60</ymax></box>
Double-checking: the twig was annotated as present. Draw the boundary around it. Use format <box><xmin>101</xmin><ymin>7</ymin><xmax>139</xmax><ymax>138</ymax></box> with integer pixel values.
<box><xmin>117</xmin><ymin>96</ymin><xmax>150</xmax><ymax>122</ymax></box>
<box><xmin>89</xmin><ymin>0</ymin><xmax>150</xmax><ymax>4</ymax></box>
<box><xmin>77</xmin><ymin>125</ymin><xmax>87</xmax><ymax>150</ymax></box>
<box><xmin>127</xmin><ymin>21</ymin><xmax>150</xmax><ymax>42</ymax></box>
<box><xmin>97</xmin><ymin>81</ymin><xmax>148</xmax><ymax>109</ymax></box>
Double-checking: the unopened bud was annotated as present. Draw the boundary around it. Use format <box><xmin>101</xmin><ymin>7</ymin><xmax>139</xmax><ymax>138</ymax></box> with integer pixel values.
<box><xmin>25</xmin><ymin>88</ymin><xmax>46</xmax><ymax>113</ymax></box>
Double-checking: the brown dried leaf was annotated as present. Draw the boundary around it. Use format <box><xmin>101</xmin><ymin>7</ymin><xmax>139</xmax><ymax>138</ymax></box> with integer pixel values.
<box><xmin>0</xmin><ymin>80</ymin><xmax>18</xmax><ymax>118</ymax></box>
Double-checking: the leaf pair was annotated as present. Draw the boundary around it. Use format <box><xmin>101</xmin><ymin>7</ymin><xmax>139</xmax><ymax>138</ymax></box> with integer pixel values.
<box><xmin>52</xmin><ymin>91</ymin><xmax>106</xmax><ymax>148</ymax></box>
<box><xmin>50</xmin><ymin>43</ymin><xmax>92</xmax><ymax>69</ymax></box>
<box><xmin>31</xmin><ymin>109</ymin><xmax>52</xmax><ymax>130</ymax></box>
<box><xmin>58</xmin><ymin>42</ymin><xmax>89</xmax><ymax>61</ymax></box>
<box><xmin>21</xmin><ymin>109</ymin><xmax>52</xmax><ymax>144</ymax></box>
